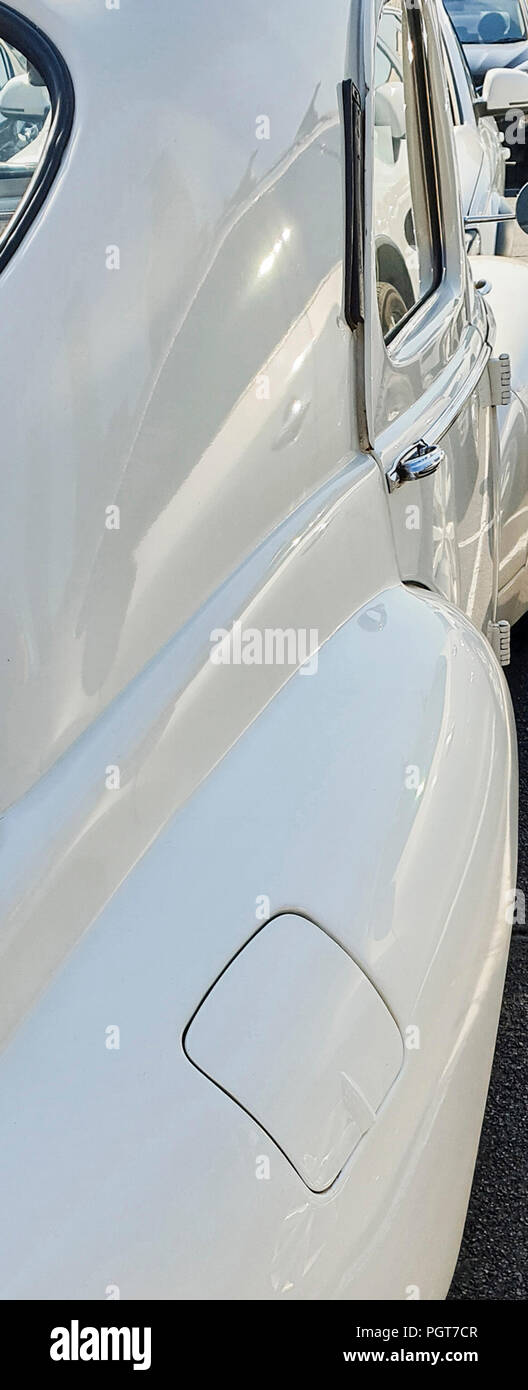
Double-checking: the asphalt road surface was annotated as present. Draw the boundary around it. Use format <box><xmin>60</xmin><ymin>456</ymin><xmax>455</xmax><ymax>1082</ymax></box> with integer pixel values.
<box><xmin>448</xmin><ymin>614</ymin><xmax>528</xmax><ymax>1300</ymax></box>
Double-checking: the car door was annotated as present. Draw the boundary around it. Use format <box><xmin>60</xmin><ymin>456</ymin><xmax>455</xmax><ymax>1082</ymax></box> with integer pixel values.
<box><xmin>361</xmin><ymin>0</ymin><xmax>499</xmax><ymax>633</ymax></box>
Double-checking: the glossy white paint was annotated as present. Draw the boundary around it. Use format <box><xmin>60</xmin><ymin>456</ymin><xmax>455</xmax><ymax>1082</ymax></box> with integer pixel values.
<box><xmin>474</xmin><ymin>254</ymin><xmax>528</xmax><ymax>617</ymax></box>
<box><xmin>0</xmin><ymin>0</ymin><xmax>355</xmax><ymax>811</ymax></box>
<box><xmin>483</xmin><ymin>63</ymin><xmax>528</xmax><ymax>110</ymax></box>
<box><xmin>0</xmin><ymin>580</ymin><xmax>517</xmax><ymax>1299</ymax></box>
<box><xmin>185</xmin><ymin>914</ymin><xmax>405</xmax><ymax>1193</ymax></box>
<box><xmin>365</xmin><ymin>1</ymin><xmax>500</xmax><ymax>629</ymax></box>
<box><xmin>0</xmin><ymin>71</ymin><xmax>47</xmax><ymax>117</ymax></box>
<box><xmin>0</xmin><ymin>0</ymin><xmax>525</xmax><ymax>1300</ymax></box>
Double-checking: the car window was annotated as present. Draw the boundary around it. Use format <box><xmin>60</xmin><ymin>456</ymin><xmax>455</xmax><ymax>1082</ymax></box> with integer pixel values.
<box><xmin>376</xmin><ymin>6</ymin><xmax>403</xmax><ymax>85</ymax></box>
<box><xmin>0</xmin><ymin>44</ymin><xmax>51</xmax><ymax>236</ymax></box>
<box><xmin>442</xmin><ymin>36</ymin><xmax>464</xmax><ymax>125</ymax></box>
<box><xmin>372</xmin><ymin>0</ymin><xmax>442</xmax><ymax>343</ymax></box>
<box><xmin>378</xmin><ymin>5</ymin><xmax>404</xmax><ymax>57</ymax></box>
<box><xmin>0</xmin><ymin>41</ymin><xmax>12</xmax><ymax>88</ymax></box>
<box><xmin>0</xmin><ymin>10</ymin><xmax>72</xmax><ymax>268</ymax></box>
<box><xmin>444</xmin><ymin>0</ymin><xmax>527</xmax><ymax>44</ymax></box>
<box><xmin>375</xmin><ymin>41</ymin><xmax>399</xmax><ymax>89</ymax></box>
<box><xmin>444</xmin><ymin>23</ymin><xmax>479</xmax><ymax>125</ymax></box>
<box><xmin>9</xmin><ymin>46</ymin><xmax>28</xmax><ymax>73</ymax></box>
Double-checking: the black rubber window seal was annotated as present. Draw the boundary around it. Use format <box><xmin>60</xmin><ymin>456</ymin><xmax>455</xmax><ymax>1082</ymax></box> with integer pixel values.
<box><xmin>0</xmin><ymin>2</ymin><xmax>74</xmax><ymax>274</ymax></box>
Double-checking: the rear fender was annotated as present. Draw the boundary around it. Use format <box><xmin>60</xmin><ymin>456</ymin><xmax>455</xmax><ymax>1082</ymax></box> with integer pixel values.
<box><xmin>0</xmin><ymin>481</ymin><xmax>517</xmax><ymax>1297</ymax></box>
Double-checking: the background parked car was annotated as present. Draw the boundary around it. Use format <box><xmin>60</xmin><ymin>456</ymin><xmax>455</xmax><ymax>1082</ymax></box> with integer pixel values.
<box><xmin>0</xmin><ymin>37</ymin><xmax>28</xmax><ymax>160</ymax></box>
<box><xmin>444</xmin><ymin>0</ymin><xmax>528</xmax><ymax>188</ymax></box>
<box><xmin>439</xmin><ymin>0</ymin><xmax>513</xmax><ymax>248</ymax></box>
<box><xmin>0</xmin><ymin>113</ymin><xmax>49</xmax><ymax>235</ymax></box>
<box><xmin>375</xmin><ymin>1</ymin><xmax>512</xmax><ymax>330</ymax></box>
<box><xmin>0</xmin><ymin>51</ymin><xmax>50</xmax><ymax>236</ymax></box>
<box><xmin>445</xmin><ymin>0</ymin><xmax>528</xmax><ymax>86</ymax></box>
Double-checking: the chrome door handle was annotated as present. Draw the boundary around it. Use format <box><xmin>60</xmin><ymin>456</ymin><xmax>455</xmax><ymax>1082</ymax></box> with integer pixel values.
<box><xmin>387</xmin><ymin>440</ymin><xmax>446</xmax><ymax>493</ymax></box>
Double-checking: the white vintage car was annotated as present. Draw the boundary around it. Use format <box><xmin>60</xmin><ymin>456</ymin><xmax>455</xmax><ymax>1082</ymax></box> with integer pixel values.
<box><xmin>0</xmin><ymin>7</ymin><xmax>517</xmax><ymax>282</ymax></box>
<box><xmin>0</xmin><ymin>0</ymin><xmax>528</xmax><ymax>1302</ymax></box>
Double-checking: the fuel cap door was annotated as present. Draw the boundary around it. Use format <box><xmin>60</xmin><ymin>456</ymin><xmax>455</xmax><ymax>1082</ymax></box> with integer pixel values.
<box><xmin>184</xmin><ymin>914</ymin><xmax>403</xmax><ymax>1192</ymax></box>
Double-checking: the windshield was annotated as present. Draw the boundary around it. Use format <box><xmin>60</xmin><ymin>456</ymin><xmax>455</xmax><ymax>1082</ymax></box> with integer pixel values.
<box><xmin>444</xmin><ymin>0</ymin><xmax>527</xmax><ymax>43</ymax></box>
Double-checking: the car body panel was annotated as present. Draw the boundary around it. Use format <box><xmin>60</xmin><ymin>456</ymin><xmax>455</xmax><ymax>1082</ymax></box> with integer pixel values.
<box><xmin>475</xmin><ymin>255</ymin><xmax>528</xmax><ymax>610</ymax></box>
<box><xmin>0</xmin><ymin>456</ymin><xmax>401</xmax><ymax>1051</ymax></box>
<box><xmin>0</xmin><ymin>579</ymin><xmax>517</xmax><ymax>1299</ymax></box>
<box><xmin>471</xmin><ymin>115</ymin><xmax>508</xmax><ymax>214</ymax></box>
<box><xmin>452</xmin><ymin>121</ymin><xmax>486</xmax><ymax>211</ymax></box>
<box><xmin>0</xmin><ymin>0</ymin><xmax>354</xmax><ymax>812</ymax></box>
<box><xmin>365</xmin><ymin>1</ymin><xmax>498</xmax><ymax>630</ymax></box>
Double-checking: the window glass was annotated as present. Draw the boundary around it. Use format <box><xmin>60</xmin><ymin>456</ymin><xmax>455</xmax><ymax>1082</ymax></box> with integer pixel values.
<box><xmin>0</xmin><ymin>36</ymin><xmax>51</xmax><ymax>237</ymax></box>
<box><xmin>372</xmin><ymin>0</ymin><xmax>441</xmax><ymax>342</ymax></box>
<box><xmin>0</xmin><ymin>44</ymin><xmax>11</xmax><ymax>89</ymax></box>
<box><xmin>378</xmin><ymin>5</ymin><xmax>404</xmax><ymax>62</ymax></box>
<box><xmin>442</xmin><ymin>20</ymin><xmax>478</xmax><ymax>127</ymax></box>
<box><xmin>377</xmin><ymin>5</ymin><xmax>403</xmax><ymax>84</ymax></box>
<box><xmin>444</xmin><ymin>1</ymin><xmax>527</xmax><ymax>44</ymax></box>
<box><xmin>443</xmin><ymin>38</ymin><xmax>464</xmax><ymax>125</ymax></box>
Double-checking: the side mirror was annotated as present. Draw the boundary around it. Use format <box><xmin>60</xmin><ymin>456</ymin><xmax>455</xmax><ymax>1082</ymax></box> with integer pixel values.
<box><xmin>0</xmin><ymin>74</ymin><xmax>49</xmax><ymax>121</ymax></box>
<box><xmin>516</xmin><ymin>182</ymin><xmax>528</xmax><ymax>234</ymax></box>
<box><xmin>481</xmin><ymin>65</ymin><xmax>528</xmax><ymax>113</ymax></box>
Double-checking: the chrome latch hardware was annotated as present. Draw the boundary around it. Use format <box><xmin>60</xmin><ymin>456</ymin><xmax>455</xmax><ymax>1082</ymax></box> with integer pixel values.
<box><xmin>386</xmin><ymin>440</ymin><xmax>446</xmax><ymax>493</ymax></box>
<box><xmin>480</xmin><ymin>354</ymin><xmax>512</xmax><ymax>408</ymax></box>
<box><xmin>487</xmin><ymin>619</ymin><xmax>511</xmax><ymax>667</ymax></box>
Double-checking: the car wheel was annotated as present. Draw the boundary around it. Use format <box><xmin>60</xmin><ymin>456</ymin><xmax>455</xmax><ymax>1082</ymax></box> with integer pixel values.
<box><xmin>377</xmin><ymin>281</ymin><xmax>407</xmax><ymax>337</ymax></box>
